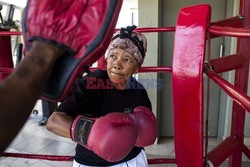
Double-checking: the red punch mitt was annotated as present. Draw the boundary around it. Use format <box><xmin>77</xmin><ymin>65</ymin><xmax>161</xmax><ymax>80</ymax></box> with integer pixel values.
<box><xmin>22</xmin><ymin>0</ymin><xmax>123</xmax><ymax>101</ymax></box>
<box><xmin>70</xmin><ymin>113</ymin><xmax>137</xmax><ymax>162</ymax></box>
<box><xmin>128</xmin><ymin>106</ymin><xmax>158</xmax><ymax>147</ymax></box>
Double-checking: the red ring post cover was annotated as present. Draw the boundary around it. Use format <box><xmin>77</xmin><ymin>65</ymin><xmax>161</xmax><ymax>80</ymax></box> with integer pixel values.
<box><xmin>172</xmin><ymin>4</ymin><xmax>211</xmax><ymax>167</ymax></box>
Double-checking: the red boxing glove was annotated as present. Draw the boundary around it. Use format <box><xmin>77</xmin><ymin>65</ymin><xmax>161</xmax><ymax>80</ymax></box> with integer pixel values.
<box><xmin>129</xmin><ymin>106</ymin><xmax>158</xmax><ymax>147</ymax></box>
<box><xmin>70</xmin><ymin>112</ymin><xmax>137</xmax><ymax>162</ymax></box>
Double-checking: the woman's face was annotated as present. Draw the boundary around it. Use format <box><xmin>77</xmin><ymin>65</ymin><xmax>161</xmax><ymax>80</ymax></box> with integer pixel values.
<box><xmin>106</xmin><ymin>48</ymin><xmax>139</xmax><ymax>90</ymax></box>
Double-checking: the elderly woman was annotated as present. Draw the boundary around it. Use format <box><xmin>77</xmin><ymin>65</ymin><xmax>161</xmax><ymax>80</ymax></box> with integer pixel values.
<box><xmin>46</xmin><ymin>26</ymin><xmax>158</xmax><ymax>167</ymax></box>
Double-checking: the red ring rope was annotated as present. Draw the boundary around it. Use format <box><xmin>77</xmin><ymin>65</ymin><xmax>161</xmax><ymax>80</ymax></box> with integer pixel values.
<box><xmin>0</xmin><ymin>31</ymin><xmax>22</xmax><ymax>36</ymax></box>
<box><xmin>2</xmin><ymin>152</ymin><xmax>176</xmax><ymax>164</ymax></box>
<box><xmin>0</xmin><ymin>68</ymin><xmax>13</xmax><ymax>73</ymax></box>
<box><xmin>208</xmin><ymin>26</ymin><xmax>250</xmax><ymax>37</ymax></box>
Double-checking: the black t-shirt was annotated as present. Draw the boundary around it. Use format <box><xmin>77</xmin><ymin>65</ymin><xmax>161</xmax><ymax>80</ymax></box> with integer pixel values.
<box><xmin>56</xmin><ymin>70</ymin><xmax>152</xmax><ymax>166</ymax></box>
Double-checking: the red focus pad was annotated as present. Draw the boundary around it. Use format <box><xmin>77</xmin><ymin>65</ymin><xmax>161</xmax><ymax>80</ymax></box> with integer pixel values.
<box><xmin>129</xmin><ymin>106</ymin><xmax>158</xmax><ymax>147</ymax></box>
<box><xmin>22</xmin><ymin>0</ymin><xmax>123</xmax><ymax>101</ymax></box>
<box><xmin>71</xmin><ymin>112</ymin><xmax>137</xmax><ymax>162</ymax></box>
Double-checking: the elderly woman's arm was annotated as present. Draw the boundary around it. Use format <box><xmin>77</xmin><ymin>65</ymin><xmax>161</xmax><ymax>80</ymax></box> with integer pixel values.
<box><xmin>46</xmin><ymin>111</ymin><xmax>73</xmax><ymax>138</ymax></box>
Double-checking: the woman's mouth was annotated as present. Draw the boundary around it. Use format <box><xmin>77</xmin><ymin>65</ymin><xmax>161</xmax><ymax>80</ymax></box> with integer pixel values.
<box><xmin>110</xmin><ymin>71</ymin><xmax>124</xmax><ymax>76</ymax></box>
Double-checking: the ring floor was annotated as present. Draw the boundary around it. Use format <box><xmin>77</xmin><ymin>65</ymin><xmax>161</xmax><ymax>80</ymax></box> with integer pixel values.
<box><xmin>1</xmin><ymin>116</ymin><xmax>250</xmax><ymax>167</ymax></box>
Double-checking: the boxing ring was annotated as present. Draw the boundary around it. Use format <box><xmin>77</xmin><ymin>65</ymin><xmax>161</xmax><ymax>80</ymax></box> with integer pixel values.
<box><xmin>0</xmin><ymin>2</ymin><xmax>250</xmax><ymax>167</ymax></box>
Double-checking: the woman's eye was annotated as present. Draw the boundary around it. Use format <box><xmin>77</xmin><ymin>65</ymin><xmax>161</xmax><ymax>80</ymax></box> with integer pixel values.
<box><xmin>126</xmin><ymin>59</ymin><xmax>132</xmax><ymax>62</ymax></box>
<box><xmin>109</xmin><ymin>55</ymin><xmax>116</xmax><ymax>59</ymax></box>
<box><xmin>123</xmin><ymin>58</ymin><xmax>131</xmax><ymax>63</ymax></box>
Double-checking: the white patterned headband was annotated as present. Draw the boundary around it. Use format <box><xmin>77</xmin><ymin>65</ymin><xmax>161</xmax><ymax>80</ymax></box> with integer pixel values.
<box><xmin>105</xmin><ymin>25</ymin><xmax>147</xmax><ymax>66</ymax></box>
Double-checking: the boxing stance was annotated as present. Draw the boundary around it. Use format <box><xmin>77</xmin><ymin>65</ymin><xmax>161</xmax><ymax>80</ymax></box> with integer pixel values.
<box><xmin>46</xmin><ymin>26</ymin><xmax>158</xmax><ymax>166</ymax></box>
<box><xmin>0</xmin><ymin>0</ymin><xmax>121</xmax><ymax>154</ymax></box>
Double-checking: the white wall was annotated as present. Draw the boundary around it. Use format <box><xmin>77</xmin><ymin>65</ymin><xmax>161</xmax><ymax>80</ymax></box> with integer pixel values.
<box><xmin>116</xmin><ymin>0</ymin><xmax>138</xmax><ymax>28</ymax></box>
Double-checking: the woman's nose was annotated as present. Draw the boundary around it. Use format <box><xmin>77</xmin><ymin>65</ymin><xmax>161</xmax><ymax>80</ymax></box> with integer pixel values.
<box><xmin>113</xmin><ymin>64</ymin><xmax>121</xmax><ymax>70</ymax></box>
<box><xmin>113</xmin><ymin>58</ymin><xmax>122</xmax><ymax>69</ymax></box>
